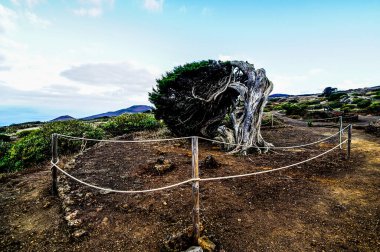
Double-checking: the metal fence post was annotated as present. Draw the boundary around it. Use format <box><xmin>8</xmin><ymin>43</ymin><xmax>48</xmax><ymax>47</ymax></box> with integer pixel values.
<box><xmin>51</xmin><ymin>133</ymin><xmax>58</xmax><ymax>196</ymax></box>
<box><xmin>339</xmin><ymin>116</ymin><xmax>343</xmax><ymax>149</ymax></box>
<box><xmin>347</xmin><ymin>124</ymin><xmax>352</xmax><ymax>160</ymax></box>
<box><xmin>191</xmin><ymin>136</ymin><xmax>200</xmax><ymax>242</ymax></box>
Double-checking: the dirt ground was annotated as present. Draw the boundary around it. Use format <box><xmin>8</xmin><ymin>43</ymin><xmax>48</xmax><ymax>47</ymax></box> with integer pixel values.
<box><xmin>0</xmin><ymin>125</ymin><xmax>379</xmax><ymax>251</ymax></box>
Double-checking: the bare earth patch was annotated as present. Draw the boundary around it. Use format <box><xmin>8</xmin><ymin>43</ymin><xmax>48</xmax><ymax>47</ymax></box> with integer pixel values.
<box><xmin>0</xmin><ymin>126</ymin><xmax>379</xmax><ymax>251</ymax></box>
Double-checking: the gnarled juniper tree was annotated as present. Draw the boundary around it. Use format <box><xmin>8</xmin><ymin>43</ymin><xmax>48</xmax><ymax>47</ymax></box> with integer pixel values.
<box><xmin>149</xmin><ymin>60</ymin><xmax>273</xmax><ymax>154</ymax></box>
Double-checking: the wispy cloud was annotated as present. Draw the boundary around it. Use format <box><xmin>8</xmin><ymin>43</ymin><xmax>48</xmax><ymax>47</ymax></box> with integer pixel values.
<box><xmin>11</xmin><ymin>0</ymin><xmax>46</xmax><ymax>8</ymax></box>
<box><xmin>73</xmin><ymin>0</ymin><xmax>113</xmax><ymax>17</ymax></box>
<box><xmin>60</xmin><ymin>62</ymin><xmax>156</xmax><ymax>90</ymax></box>
<box><xmin>143</xmin><ymin>0</ymin><xmax>164</xmax><ymax>12</ymax></box>
<box><xmin>0</xmin><ymin>4</ymin><xmax>18</xmax><ymax>33</ymax></box>
<box><xmin>73</xmin><ymin>7</ymin><xmax>102</xmax><ymax>17</ymax></box>
<box><xmin>24</xmin><ymin>11</ymin><xmax>51</xmax><ymax>28</ymax></box>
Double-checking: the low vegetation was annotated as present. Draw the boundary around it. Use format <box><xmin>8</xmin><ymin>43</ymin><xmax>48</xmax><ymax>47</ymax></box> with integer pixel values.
<box><xmin>0</xmin><ymin>113</ymin><xmax>162</xmax><ymax>173</ymax></box>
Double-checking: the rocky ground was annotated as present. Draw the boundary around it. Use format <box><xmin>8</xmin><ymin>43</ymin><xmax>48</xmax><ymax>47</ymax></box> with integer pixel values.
<box><xmin>1</xmin><ymin>125</ymin><xmax>379</xmax><ymax>251</ymax></box>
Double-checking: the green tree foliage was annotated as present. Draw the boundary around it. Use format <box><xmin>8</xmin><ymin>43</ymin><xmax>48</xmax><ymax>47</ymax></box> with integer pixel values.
<box><xmin>101</xmin><ymin>113</ymin><xmax>162</xmax><ymax>137</ymax></box>
<box><xmin>149</xmin><ymin>60</ymin><xmax>236</xmax><ymax>136</ymax></box>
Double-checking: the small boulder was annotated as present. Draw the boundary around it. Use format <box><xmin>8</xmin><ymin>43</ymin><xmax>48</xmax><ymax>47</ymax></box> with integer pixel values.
<box><xmin>198</xmin><ymin>236</ymin><xmax>216</xmax><ymax>252</ymax></box>
<box><xmin>72</xmin><ymin>229</ymin><xmax>87</xmax><ymax>238</ymax></box>
<box><xmin>185</xmin><ymin>246</ymin><xmax>203</xmax><ymax>252</ymax></box>
<box><xmin>201</xmin><ymin>155</ymin><xmax>219</xmax><ymax>169</ymax></box>
<box><xmin>154</xmin><ymin>157</ymin><xmax>174</xmax><ymax>174</ymax></box>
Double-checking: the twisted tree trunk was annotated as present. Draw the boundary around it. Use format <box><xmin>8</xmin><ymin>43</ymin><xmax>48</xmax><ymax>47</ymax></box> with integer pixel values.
<box><xmin>210</xmin><ymin>62</ymin><xmax>273</xmax><ymax>154</ymax></box>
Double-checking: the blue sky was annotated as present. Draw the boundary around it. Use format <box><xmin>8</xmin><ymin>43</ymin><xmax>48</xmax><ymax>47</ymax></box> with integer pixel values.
<box><xmin>0</xmin><ymin>0</ymin><xmax>379</xmax><ymax>125</ymax></box>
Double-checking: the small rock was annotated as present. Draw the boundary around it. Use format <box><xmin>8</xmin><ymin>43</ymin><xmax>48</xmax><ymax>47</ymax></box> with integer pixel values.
<box><xmin>101</xmin><ymin>217</ymin><xmax>109</xmax><ymax>226</ymax></box>
<box><xmin>43</xmin><ymin>202</ymin><xmax>51</xmax><ymax>209</ymax></box>
<box><xmin>163</xmin><ymin>201</ymin><xmax>167</xmax><ymax>206</ymax></box>
<box><xmin>185</xmin><ymin>246</ymin><xmax>203</xmax><ymax>252</ymax></box>
<box><xmin>72</xmin><ymin>229</ymin><xmax>87</xmax><ymax>238</ymax></box>
<box><xmin>121</xmin><ymin>203</ymin><xmax>129</xmax><ymax>210</ymax></box>
<box><xmin>68</xmin><ymin>219</ymin><xmax>82</xmax><ymax>227</ymax></box>
<box><xmin>96</xmin><ymin>207</ymin><xmax>103</xmax><ymax>212</ymax></box>
<box><xmin>84</xmin><ymin>192</ymin><xmax>93</xmax><ymax>199</ymax></box>
<box><xmin>238</xmin><ymin>218</ymin><xmax>241</xmax><ymax>222</ymax></box>
<box><xmin>65</xmin><ymin>210</ymin><xmax>78</xmax><ymax>221</ymax></box>
<box><xmin>201</xmin><ymin>155</ymin><xmax>219</xmax><ymax>169</ymax></box>
<box><xmin>154</xmin><ymin>158</ymin><xmax>174</xmax><ymax>174</ymax></box>
<box><xmin>198</xmin><ymin>236</ymin><xmax>216</xmax><ymax>252</ymax></box>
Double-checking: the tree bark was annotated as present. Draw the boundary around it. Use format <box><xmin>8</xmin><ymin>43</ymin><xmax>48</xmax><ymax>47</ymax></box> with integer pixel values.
<box><xmin>214</xmin><ymin>62</ymin><xmax>273</xmax><ymax>154</ymax></box>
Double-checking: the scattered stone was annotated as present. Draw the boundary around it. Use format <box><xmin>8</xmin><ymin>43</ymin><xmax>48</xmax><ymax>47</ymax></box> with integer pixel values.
<box><xmin>84</xmin><ymin>192</ymin><xmax>93</xmax><ymax>199</ymax></box>
<box><xmin>237</xmin><ymin>218</ymin><xmax>241</xmax><ymax>222</ymax></box>
<box><xmin>121</xmin><ymin>203</ymin><xmax>129</xmax><ymax>210</ymax></box>
<box><xmin>198</xmin><ymin>236</ymin><xmax>216</xmax><ymax>252</ymax></box>
<box><xmin>65</xmin><ymin>210</ymin><xmax>78</xmax><ymax>221</ymax></box>
<box><xmin>63</xmin><ymin>197</ymin><xmax>75</xmax><ymax>207</ymax></box>
<box><xmin>154</xmin><ymin>157</ymin><xmax>174</xmax><ymax>174</ymax></box>
<box><xmin>68</xmin><ymin>219</ymin><xmax>82</xmax><ymax>227</ymax></box>
<box><xmin>43</xmin><ymin>202</ymin><xmax>51</xmax><ymax>209</ymax></box>
<box><xmin>201</xmin><ymin>155</ymin><xmax>219</xmax><ymax>169</ymax></box>
<box><xmin>96</xmin><ymin>207</ymin><xmax>103</xmax><ymax>212</ymax></box>
<box><xmin>163</xmin><ymin>201</ymin><xmax>167</xmax><ymax>206</ymax></box>
<box><xmin>72</xmin><ymin>229</ymin><xmax>87</xmax><ymax>238</ymax></box>
<box><xmin>101</xmin><ymin>217</ymin><xmax>109</xmax><ymax>226</ymax></box>
<box><xmin>185</xmin><ymin>246</ymin><xmax>203</xmax><ymax>252</ymax></box>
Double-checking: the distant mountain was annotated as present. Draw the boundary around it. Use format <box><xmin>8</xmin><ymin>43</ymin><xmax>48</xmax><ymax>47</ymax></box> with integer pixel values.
<box><xmin>81</xmin><ymin>105</ymin><xmax>153</xmax><ymax>120</ymax></box>
<box><xmin>51</xmin><ymin>115</ymin><xmax>75</xmax><ymax>122</ymax></box>
<box><xmin>269</xmin><ymin>93</ymin><xmax>290</xmax><ymax>98</ymax></box>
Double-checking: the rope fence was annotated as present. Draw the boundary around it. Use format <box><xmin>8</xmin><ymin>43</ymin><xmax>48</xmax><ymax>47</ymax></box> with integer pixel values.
<box><xmin>50</xmin><ymin>124</ymin><xmax>353</xmax><ymax>239</ymax></box>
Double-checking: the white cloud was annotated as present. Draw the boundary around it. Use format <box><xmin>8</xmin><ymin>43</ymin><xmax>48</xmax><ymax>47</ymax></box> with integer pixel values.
<box><xmin>0</xmin><ymin>4</ymin><xmax>18</xmax><ymax>33</ymax></box>
<box><xmin>11</xmin><ymin>0</ymin><xmax>45</xmax><ymax>8</ymax></box>
<box><xmin>24</xmin><ymin>11</ymin><xmax>51</xmax><ymax>28</ymax></box>
<box><xmin>73</xmin><ymin>0</ymin><xmax>114</xmax><ymax>17</ymax></box>
<box><xmin>143</xmin><ymin>0</ymin><xmax>164</xmax><ymax>12</ymax></box>
<box><xmin>60</xmin><ymin>62</ymin><xmax>157</xmax><ymax>91</ymax></box>
<box><xmin>73</xmin><ymin>7</ymin><xmax>102</xmax><ymax>17</ymax></box>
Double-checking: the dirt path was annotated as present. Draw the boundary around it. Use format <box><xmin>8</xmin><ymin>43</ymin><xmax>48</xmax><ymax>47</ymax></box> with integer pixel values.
<box><xmin>0</xmin><ymin>127</ymin><xmax>379</xmax><ymax>251</ymax></box>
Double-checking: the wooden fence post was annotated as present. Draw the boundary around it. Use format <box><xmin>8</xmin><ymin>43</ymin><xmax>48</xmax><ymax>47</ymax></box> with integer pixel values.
<box><xmin>339</xmin><ymin>116</ymin><xmax>343</xmax><ymax>149</ymax></box>
<box><xmin>191</xmin><ymin>136</ymin><xmax>200</xmax><ymax>242</ymax></box>
<box><xmin>51</xmin><ymin>133</ymin><xmax>58</xmax><ymax>196</ymax></box>
<box><xmin>271</xmin><ymin>113</ymin><xmax>274</xmax><ymax>127</ymax></box>
<box><xmin>347</xmin><ymin>124</ymin><xmax>352</xmax><ymax>160</ymax></box>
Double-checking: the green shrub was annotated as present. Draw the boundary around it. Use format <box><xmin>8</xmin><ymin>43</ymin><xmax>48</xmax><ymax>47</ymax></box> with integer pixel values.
<box><xmin>341</xmin><ymin>104</ymin><xmax>356</xmax><ymax>113</ymax></box>
<box><xmin>328</xmin><ymin>101</ymin><xmax>343</xmax><ymax>109</ymax></box>
<box><xmin>0</xmin><ymin>120</ymin><xmax>104</xmax><ymax>173</ymax></box>
<box><xmin>311</xmin><ymin>104</ymin><xmax>323</xmax><ymax>109</ymax></box>
<box><xmin>0</xmin><ymin>141</ymin><xmax>13</xmax><ymax>173</ymax></box>
<box><xmin>281</xmin><ymin>103</ymin><xmax>308</xmax><ymax>116</ymax></box>
<box><xmin>16</xmin><ymin>129</ymin><xmax>39</xmax><ymax>138</ymax></box>
<box><xmin>372</xmin><ymin>95</ymin><xmax>380</xmax><ymax>99</ymax></box>
<box><xmin>327</xmin><ymin>92</ymin><xmax>347</xmax><ymax>101</ymax></box>
<box><xmin>367</xmin><ymin>102</ymin><xmax>380</xmax><ymax>114</ymax></box>
<box><xmin>304</xmin><ymin>99</ymin><xmax>320</xmax><ymax>105</ymax></box>
<box><xmin>0</xmin><ymin>134</ymin><xmax>11</xmax><ymax>142</ymax></box>
<box><xmin>101</xmin><ymin>113</ymin><xmax>162</xmax><ymax>137</ymax></box>
<box><xmin>357</xmin><ymin>99</ymin><xmax>372</xmax><ymax>108</ymax></box>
